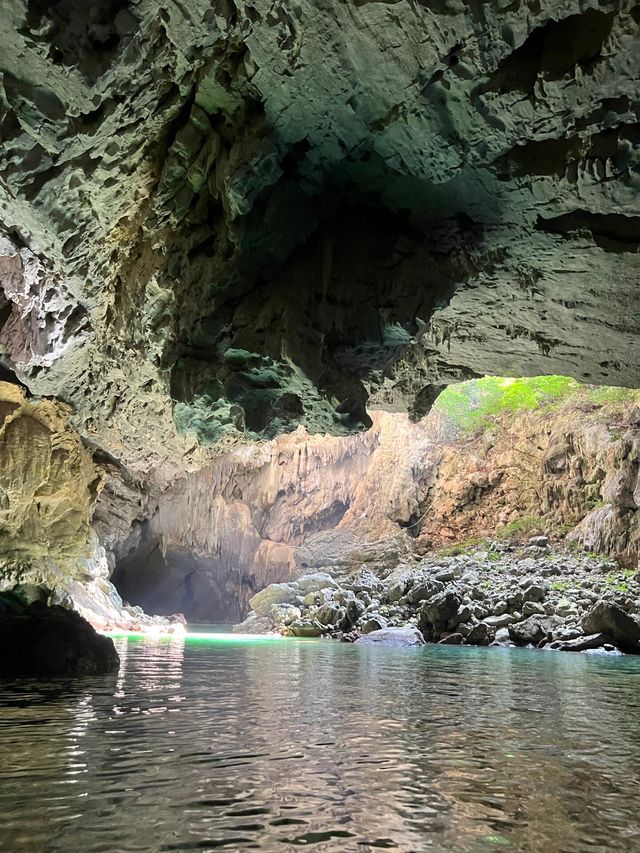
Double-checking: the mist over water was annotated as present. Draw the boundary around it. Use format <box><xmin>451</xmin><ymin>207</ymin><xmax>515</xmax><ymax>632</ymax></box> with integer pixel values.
<box><xmin>2</xmin><ymin>636</ymin><xmax>640</xmax><ymax>852</ymax></box>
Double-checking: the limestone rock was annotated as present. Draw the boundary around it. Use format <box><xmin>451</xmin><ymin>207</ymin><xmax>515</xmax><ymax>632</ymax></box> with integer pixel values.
<box><xmin>0</xmin><ymin>603</ymin><xmax>119</xmax><ymax>677</ymax></box>
<box><xmin>355</xmin><ymin>627</ymin><xmax>425</xmax><ymax>648</ymax></box>
<box><xmin>249</xmin><ymin>583</ymin><xmax>300</xmax><ymax>617</ymax></box>
<box><xmin>582</xmin><ymin>603</ymin><xmax>640</xmax><ymax>653</ymax></box>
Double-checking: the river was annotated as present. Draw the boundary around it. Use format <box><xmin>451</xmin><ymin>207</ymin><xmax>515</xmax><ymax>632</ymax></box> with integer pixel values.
<box><xmin>1</xmin><ymin>632</ymin><xmax>640</xmax><ymax>852</ymax></box>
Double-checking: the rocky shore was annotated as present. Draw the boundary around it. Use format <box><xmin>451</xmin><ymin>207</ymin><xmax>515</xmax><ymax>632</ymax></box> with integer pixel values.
<box><xmin>234</xmin><ymin>537</ymin><xmax>640</xmax><ymax>654</ymax></box>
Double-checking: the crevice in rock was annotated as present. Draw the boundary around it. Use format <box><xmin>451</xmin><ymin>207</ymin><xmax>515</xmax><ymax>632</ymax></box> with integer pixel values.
<box><xmin>479</xmin><ymin>8</ymin><xmax>615</xmax><ymax>96</ymax></box>
<box><xmin>536</xmin><ymin>211</ymin><xmax>640</xmax><ymax>253</ymax></box>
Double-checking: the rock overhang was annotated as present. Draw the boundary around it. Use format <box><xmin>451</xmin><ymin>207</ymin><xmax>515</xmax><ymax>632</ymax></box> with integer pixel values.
<box><xmin>0</xmin><ymin>0</ymin><xmax>637</xmax><ymax>478</ymax></box>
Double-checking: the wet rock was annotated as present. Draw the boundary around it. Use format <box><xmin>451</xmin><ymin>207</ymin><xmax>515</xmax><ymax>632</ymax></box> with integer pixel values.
<box><xmin>546</xmin><ymin>633</ymin><xmax>609</xmax><ymax>652</ymax></box>
<box><xmin>355</xmin><ymin>627</ymin><xmax>425</xmax><ymax>647</ymax></box>
<box><xmin>0</xmin><ymin>603</ymin><xmax>119</xmax><ymax>677</ymax></box>
<box><xmin>582</xmin><ymin>603</ymin><xmax>640</xmax><ymax>653</ymax></box>
<box><xmin>438</xmin><ymin>633</ymin><xmax>464</xmax><ymax>645</ymax></box>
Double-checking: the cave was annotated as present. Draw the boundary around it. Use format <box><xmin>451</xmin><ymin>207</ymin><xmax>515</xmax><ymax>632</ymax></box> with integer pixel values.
<box><xmin>1</xmin><ymin>1</ymin><xmax>640</xmax><ymax>850</ymax></box>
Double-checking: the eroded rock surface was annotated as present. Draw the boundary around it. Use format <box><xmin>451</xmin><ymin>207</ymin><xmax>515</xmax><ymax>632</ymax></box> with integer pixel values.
<box><xmin>0</xmin><ymin>1</ymin><xmax>638</xmax><ymax>479</ymax></box>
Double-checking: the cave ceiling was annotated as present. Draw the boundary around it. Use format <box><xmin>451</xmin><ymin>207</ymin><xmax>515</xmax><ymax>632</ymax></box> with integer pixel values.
<box><xmin>0</xmin><ymin>0</ymin><xmax>638</xmax><ymax>479</ymax></box>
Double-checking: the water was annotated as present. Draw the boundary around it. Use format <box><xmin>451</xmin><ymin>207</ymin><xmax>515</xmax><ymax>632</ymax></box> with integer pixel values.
<box><xmin>2</xmin><ymin>635</ymin><xmax>640</xmax><ymax>853</ymax></box>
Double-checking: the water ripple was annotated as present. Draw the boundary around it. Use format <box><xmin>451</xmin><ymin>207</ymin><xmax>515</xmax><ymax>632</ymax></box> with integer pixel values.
<box><xmin>1</xmin><ymin>638</ymin><xmax>640</xmax><ymax>851</ymax></box>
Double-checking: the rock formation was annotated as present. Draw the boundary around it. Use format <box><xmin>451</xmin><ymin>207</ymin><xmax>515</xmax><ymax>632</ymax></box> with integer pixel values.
<box><xmin>0</xmin><ymin>1</ymin><xmax>639</xmax><ymax>481</ymax></box>
<box><xmin>0</xmin><ymin>3</ymin><xmax>638</xmax><ymax>627</ymax></box>
<box><xmin>112</xmin><ymin>381</ymin><xmax>640</xmax><ymax>620</ymax></box>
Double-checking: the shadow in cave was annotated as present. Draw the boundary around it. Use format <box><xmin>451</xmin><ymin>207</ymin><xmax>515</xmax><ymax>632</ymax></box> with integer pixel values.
<box><xmin>111</xmin><ymin>526</ymin><xmax>255</xmax><ymax>625</ymax></box>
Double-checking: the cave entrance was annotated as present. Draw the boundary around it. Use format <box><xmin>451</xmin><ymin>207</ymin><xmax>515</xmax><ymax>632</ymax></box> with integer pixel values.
<box><xmin>111</xmin><ymin>530</ymin><xmax>252</xmax><ymax>625</ymax></box>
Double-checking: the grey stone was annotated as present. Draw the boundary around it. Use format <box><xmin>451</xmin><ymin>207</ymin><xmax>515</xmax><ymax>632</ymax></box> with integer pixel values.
<box><xmin>419</xmin><ymin>590</ymin><xmax>461</xmax><ymax>636</ymax></box>
<box><xmin>483</xmin><ymin>614</ymin><xmax>514</xmax><ymax>629</ymax></box>
<box><xmin>406</xmin><ymin>578</ymin><xmax>444</xmax><ymax>604</ymax></box>
<box><xmin>509</xmin><ymin>615</ymin><xmax>564</xmax><ymax>646</ymax></box>
<box><xmin>250</xmin><ymin>583</ymin><xmax>299</xmax><ymax>616</ymax></box>
<box><xmin>269</xmin><ymin>603</ymin><xmax>302</xmax><ymax>626</ymax></box>
<box><xmin>466</xmin><ymin>622</ymin><xmax>495</xmax><ymax>646</ymax></box>
<box><xmin>296</xmin><ymin>573</ymin><xmax>338</xmax><ymax>594</ymax></box>
<box><xmin>361</xmin><ymin>614</ymin><xmax>388</xmax><ymax>634</ymax></box>
<box><xmin>582</xmin><ymin>602</ymin><xmax>640</xmax><ymax>653</ymax></box>
<box><xmin>522</xmin><ymin>601</ymin><xmax>546</xmax><ymax>617</ymax></box>
<box><xmin>355</xmin><ymin>627</ymin><xmax>425</xmax><ymax>647</ymax></box>
<box><xmin>438</xmin><ymin>633</ymin><xmax>464</xmax><ymax>645</ymax></box>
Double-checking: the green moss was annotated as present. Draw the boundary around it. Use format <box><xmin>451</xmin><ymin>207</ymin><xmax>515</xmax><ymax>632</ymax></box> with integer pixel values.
<box><xmin>433</xmin><ymin>375</ymin><xmax>579</xmax><ymax>433</ymax></box>
<box><xmin>550</xmin><ymin>580</ymin><xmax>570</xmax><ymax>591</ymax></box>
<box><xmin>436</xmin><ymin>536</ymin><xmax>490</xmax><ymax>557</ymax></box>
<box><xmin>495</xmin><ymin>516</ymin><xmax>544</xmax><ymax>540</ymax></box>
<box><xmin>433</xmin><ymin>375</ymin><xmax>640</xmax><ymax>436</ymax></box>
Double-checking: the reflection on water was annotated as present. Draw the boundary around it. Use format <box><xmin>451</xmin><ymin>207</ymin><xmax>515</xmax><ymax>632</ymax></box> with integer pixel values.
<box><xmin>1</xmin><ymin>637</ymin><xmax>640</xmax><ymax>852</ymax></box>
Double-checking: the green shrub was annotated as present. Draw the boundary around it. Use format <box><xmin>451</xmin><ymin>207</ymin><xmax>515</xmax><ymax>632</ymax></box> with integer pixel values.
<box><xmin>495</xmin><ymin>516</ymin><xmax>544</xmax><ymax>540</ymax></box>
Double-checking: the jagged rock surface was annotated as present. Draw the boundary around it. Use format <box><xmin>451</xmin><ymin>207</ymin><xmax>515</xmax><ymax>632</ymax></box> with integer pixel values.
<box><xmin>112</xmin><ymin>388</ymin><xmax>640</xmax><ymax>620</ymax></box>
<box><xmin>0</xmin><ymin>1</ymin><xmax>638</xmax><ymax>480</ymax></box>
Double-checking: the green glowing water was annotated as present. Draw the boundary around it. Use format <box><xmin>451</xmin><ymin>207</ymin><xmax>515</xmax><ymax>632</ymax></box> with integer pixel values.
<box><xmin>1</xmin><ymin>634</ymin><xmax>640</xmax><ymax>852</ymax></box>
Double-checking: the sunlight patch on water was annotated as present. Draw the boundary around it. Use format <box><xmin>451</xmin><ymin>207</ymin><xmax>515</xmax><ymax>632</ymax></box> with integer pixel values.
<box><xmin>102</xmin><ymin>628</ymin><xmax>284</xmax><ymax>644</ymax></box>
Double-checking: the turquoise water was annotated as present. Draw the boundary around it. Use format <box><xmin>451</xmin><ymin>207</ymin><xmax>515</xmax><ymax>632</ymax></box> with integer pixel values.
<box><xmin>1</xmin><ymin>635</ymin><xmax>640</xmax><ymax>852</ymax></box>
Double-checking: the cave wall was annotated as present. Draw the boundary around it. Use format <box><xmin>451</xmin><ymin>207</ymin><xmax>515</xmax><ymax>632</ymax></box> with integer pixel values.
<box><xmin>0</xmin><ymin>1</ymin><xmax>638</xmax><ymax>487</ymax></box>
<box><xmin>111</xmin><ymin>411</ymin><xmax>432</xmax><ymax>619</ymax></box>
<box><xmin>110</xmin><ymin>390</ymin><xmax>640</xmax><ymax>621</ymax></box>
<box><xmin>0</xmin><ymin>379</ymin><xmax>96</xmax><ymax>569</ymax></box>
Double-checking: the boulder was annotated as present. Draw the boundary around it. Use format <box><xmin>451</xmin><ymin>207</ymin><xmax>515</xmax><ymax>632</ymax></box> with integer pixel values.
<box><xmin>466</xmin><ymin>622</ymin><xmax>495</xmax><ymax>646</ymax></box>
<box><xmin>315</xmin><ymin>603</ymin><xmax>346</xmax><ymax>627</ymax></box>
<box><xmin>522</xmin><ymin>582</ymin><xmax>548</xmax><ymax>603</ymax></box>
<box><xmin>361</xmin><ymin>614</ymin><xmax>388</xmax><ymax>633</ymax></box>
<box><xmin>483</xmin><ymin>614</ymin><xmax>514</xmax><ymax>629</ymax></box>
<box><xmin>0</xmin><ymin>603</ymin><xmax>119</xmax><ymax>677</ymax></box>
<box><xmin>355</xmin><ymin>627</ymin><xmax>425</xmax><ymax>647</ymax></box>
<box><xmin>419</xmin><ymin>589</ymin><xmax>461</xmax><ymax>636</ymax></box>
<box><xmin>250</xmin><ymin>583</ymin><xmax>299</xmax><ymax>616</ymax></box>
<box><xmin>385</xmin><ymin>570</ymin><xmax>415</xmax><ymax>603</ymax></box>
<box><xmin>269</xmin><ymin>603</ymin><xmax>301</xmax><ymax>627</ymax></box>
<box><xmin>233</xmin><ymin>613</ymin><xmax>272</xmax><ymax>634</ymax></box>
<box><xmin>546</xmin><ymin>633</ymin><xmax>609</xmax><ymax>652</ymax></box>
<box><xmin>508</xmin><ymin>615</ymin><xmax>563</xmax><ymax>646</ymax></box>
<box><xmin>349</xmin><ymin>567</ymin><xmax>382</xmax><ymax>594</ymax></box>
<box><xmin>582</xmin><ymin>603</ymin><xmax>640</xmax><ymax>653</ymax></box>
<box><xmin>346</xmin><ymin>597</ymin><xmax>366</xmax><ymax>625</ymax></box>
<box><xmin>406</xmin><ymin>578</ymin><xmax>444</xmax><ymax>604</ymax></box>
<box><xmin>295</xmin><ymin>573</ymin><xmax>338</xmax><ymax>594</ymax></box>
<box><xmin>288</xmin><ymin>619</ymin><xmax>324</xmax><ymax>637</ymax></box>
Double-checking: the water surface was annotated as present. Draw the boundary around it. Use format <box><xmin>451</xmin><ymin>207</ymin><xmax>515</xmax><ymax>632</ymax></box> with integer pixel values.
<box><xmin>1</xmin><ymin>634</ymin><xmax>640</xmax><ymax>852</ymax></box>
